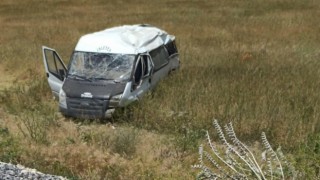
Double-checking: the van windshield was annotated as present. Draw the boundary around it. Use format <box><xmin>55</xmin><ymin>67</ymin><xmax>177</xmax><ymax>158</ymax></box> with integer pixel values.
<box><xmin>68</xmin><ymin>52</ymin><xmax>135</xmax><ymax>82</ymax></box>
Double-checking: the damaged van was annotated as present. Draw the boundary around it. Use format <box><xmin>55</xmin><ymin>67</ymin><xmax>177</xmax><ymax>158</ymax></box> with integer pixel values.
<box><xmin>42</xmin><ymin>24</ymin><xmax>179</xmax><ymax>118</ymax></box>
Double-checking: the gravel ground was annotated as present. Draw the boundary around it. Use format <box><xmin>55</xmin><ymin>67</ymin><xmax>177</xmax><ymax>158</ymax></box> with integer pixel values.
<box><xmin>0</xmin><ymin>162</ymin><xmax>67</xmax><ymax>180</ymax></box>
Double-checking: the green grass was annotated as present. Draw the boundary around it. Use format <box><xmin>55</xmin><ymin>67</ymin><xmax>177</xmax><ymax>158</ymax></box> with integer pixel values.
<box><xmin>0</xmin><ymin>0</ymin><xmax>320</xmax><ymax>179</ymax></box>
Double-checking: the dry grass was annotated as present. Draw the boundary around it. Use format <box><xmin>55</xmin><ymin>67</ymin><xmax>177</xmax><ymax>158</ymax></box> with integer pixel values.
<box><xmin>0</xmin><ymin>0</ymin><xmax>320</xmax><ymax>179</ymax></box>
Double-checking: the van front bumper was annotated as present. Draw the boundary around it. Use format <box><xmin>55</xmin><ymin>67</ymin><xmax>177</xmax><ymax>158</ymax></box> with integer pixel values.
<box><xmin>59</xmin><ymin>97</ymin><xmax>113</xmax><ymax>119</ymax></box>
<box><xmin>60</xmin><ymin>107</ymin><xmax>115</xmax><ymax>119</ymax></box>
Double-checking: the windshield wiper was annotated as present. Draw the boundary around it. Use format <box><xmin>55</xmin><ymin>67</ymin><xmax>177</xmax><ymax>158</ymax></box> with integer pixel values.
<box><xmin>91</xmin><ymin>77</ymin><xmax>113</xmax><ymax>81</ymax></box>
<box><xmin>68</xmin><ymin>74</ymin><xmax>92</xmax><ymax>82</ymax></box>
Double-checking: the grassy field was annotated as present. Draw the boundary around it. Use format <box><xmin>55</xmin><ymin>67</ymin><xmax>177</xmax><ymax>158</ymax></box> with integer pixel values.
<box><xmin>0</xmin><ymin>0</ymin><xmax>320</xmax><ymax>179</ymax></box>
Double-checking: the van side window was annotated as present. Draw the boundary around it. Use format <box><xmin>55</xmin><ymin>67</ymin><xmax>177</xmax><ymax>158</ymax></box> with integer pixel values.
<box><xmin>44</xmin><ymin>49</ymin><xmax>66</xmax><ymax>80</ymax></box>
<box><xmin>149</xmin><ymin>46</ymin><xmax>169</xmax><ymax>71</ymax></box>
<box><xmin>165</xmin><ymin>40</ymin><xmax>178</xmax><ymax>56</ymax></box>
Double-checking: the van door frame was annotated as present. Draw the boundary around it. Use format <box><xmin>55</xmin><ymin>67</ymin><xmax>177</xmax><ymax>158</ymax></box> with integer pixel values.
<box><xmin>130</xmin><ymin>54</ymin><xmax>154</xmax><ymax>99</ymax></box>
<box><xmin>42</xmin><ymin>46</ymin><xmax>67</xmax><ymax>99</ymax></box>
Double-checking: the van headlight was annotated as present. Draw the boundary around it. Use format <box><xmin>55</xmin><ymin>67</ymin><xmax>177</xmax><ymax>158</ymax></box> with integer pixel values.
<box><xmin>59</xmin><ymin>89</ymin><xmax>67</xmax><ymax>109</ymax></box>
<box><xmin>109</xmin><ymin>93</ymin><xmax>123</xmax><ymax>107</ymax></box>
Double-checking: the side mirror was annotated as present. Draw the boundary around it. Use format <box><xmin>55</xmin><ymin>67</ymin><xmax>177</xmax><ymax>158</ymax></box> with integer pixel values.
<box><xmin>58</xmin><ymin>69</ymin><xmax>66</xmax><ymax>80</ymax></box>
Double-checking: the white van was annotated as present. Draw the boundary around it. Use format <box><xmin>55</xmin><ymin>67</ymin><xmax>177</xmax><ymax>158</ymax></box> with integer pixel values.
<box><xmin>42</xmin><ymin>24</ymin><xmax>179</xmax><ymax>118</ymax></box>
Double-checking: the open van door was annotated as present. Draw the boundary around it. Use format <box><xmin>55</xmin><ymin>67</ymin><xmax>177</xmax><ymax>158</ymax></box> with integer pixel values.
<box><xmin>42</xmin><ymin>46</ymin><xmax>67</xmax><ymax>99</ymax></box>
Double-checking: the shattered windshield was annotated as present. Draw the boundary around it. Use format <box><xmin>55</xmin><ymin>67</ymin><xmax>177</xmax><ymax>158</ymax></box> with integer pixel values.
<box><xmin>68</xmin><ymin>52</ymin><xmax>135</xmax><ymax>82</ymax></box>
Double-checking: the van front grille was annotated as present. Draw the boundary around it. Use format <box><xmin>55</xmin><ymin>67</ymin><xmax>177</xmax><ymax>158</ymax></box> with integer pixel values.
<box><xmin>66</xmin><ymin>98</ymin><xmax>108</xmax><ymax>117</ymax></box>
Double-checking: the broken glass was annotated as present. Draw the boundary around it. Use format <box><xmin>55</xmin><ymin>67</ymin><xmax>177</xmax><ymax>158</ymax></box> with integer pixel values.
<box><xmin>68</xmin><ymin>52</ymin><xmax>135</xmax><ymax>82</ymax></box>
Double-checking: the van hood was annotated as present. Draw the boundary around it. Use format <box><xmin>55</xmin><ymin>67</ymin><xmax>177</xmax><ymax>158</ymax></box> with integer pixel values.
<box><xmin>62</xmin><ymin>78</ymin><xmax>126</xmax><ymax>99</ymax></box>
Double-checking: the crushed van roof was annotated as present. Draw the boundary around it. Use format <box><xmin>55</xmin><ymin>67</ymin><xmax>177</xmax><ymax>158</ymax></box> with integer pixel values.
<box><xmin>75</xmin><ymin>24</ymin><xmax>175</xmax><ymax>54</ymax></box>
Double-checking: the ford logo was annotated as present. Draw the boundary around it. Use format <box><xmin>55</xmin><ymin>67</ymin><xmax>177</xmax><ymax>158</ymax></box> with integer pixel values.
<box><xmin>81</xmin><ymin>92</ymin><xmax>93</xmax><ymax>98</ymax></box>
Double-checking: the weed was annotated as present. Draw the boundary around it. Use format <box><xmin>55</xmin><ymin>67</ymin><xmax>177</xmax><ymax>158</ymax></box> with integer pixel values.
<box><xmin>0</xmin><ymin>127</ymin><xmax>22</xmax><ymax>163</ymax></box>
<box><xmin>99</xmin><ymin>164</ymin><xmax>126</xmax><ymax>180</ymax></box>
<box><xmin>17</xmin><ymin>109</ymin><xmax>58</xmax><ymax>144</ymax></box>
<box><xmin>0</xmin><ymin>80</ymin><xmax>53</xmax><ymax>119</ymax></box>
<box><xmin>79</xmin><ymin>129</ymin><xmax>94</xmax><ymax>144</ymax></box>
<box><xmin>294</xmin><ymin>133</ymin><xmax>320</xmax><ymax>179</ymax></box>
<box><xmin>193</xmin><ymin>120</ymin><xmax>297</xmax><ymax>179</ymax></box>
<box><xmin>23</xmin><ymin>156</ymin><xmax>79</xmax><ymax>179</ymax></box>
<box><xmin>110</xmin><ymin>127</ymin><xmax>138</xmax><ymax>158</ymax></box>
<box><xmin>174</xmin><ymin>127</ymin><xmax>205</xmax><ymax>155</ymax></box>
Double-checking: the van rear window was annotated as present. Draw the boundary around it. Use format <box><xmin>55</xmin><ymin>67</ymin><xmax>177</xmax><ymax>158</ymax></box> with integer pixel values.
<box><xmin>165</xmin><ymin>40</ymin><xmax>178</xmax><ymax>56</ymax></box>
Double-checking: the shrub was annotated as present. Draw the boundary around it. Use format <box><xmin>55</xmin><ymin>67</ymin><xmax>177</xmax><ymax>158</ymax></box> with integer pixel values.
<box><xmin>0</xmin><ymin>126</ymin><xmax>22</xmax><ymax>163</ymax></box>
<box><xmin>193</xmin><ymin>120</ymin><xmax>296</xmax><ymax>179</ymax></box>
<box><xmin>110</xmin><ymin>127</ymin><xmax>138</xmax><ymax>158</ymax></box>
<box><xmin>17</xmin><ymin>110</ymin><xmax>57</xmax><ymax>144</ymax></box>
